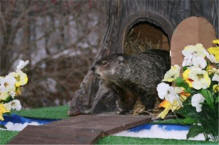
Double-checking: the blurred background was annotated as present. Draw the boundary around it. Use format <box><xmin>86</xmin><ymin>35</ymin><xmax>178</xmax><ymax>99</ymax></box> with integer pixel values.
<box><xmin>0</xmin><ymin>0</ymin><xmax>107</xmax><ymax>108</ymax></box>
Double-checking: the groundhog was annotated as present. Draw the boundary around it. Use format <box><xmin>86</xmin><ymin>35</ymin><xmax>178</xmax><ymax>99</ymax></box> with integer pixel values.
<box><xmin>92</xmin><ymin>49</ymin><xmax>170</xmax><ymax>114</ymax></box>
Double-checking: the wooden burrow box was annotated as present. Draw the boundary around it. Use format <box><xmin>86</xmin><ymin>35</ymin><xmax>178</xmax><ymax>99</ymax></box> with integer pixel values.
<box><xmin>69</xmin><ymin>0</ymin><xmax>218</xmax><ymax>115</ymax></box>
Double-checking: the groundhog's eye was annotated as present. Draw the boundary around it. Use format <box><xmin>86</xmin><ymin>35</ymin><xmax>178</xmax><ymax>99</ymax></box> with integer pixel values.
<box><xmin>101</xmin><ymin>60</ymin><xmax>108</xmax><ymax>65</ymax></box>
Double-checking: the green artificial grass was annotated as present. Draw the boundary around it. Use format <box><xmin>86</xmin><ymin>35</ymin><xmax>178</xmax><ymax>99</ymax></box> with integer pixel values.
<box><xmin>0</xmin><ymin>130</ymin><xmax>18</xmax><ymax>144</ymax></box>
<box><xmin>96</xmin><ymin>136</ymin><xmax>218</xmax><ymax>145</ymax></box>
<box><xmin>153</xmin><ymin>118</ymin><xmax>194</xmax><ymax>125</ymax></box>
<box><xmin>13</xmin><ymin>105</ymin><xmax>69</xmax><ymax>119</ymax></box>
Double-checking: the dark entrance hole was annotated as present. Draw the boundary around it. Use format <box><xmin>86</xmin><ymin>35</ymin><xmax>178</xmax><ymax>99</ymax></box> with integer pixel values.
<box><xmin>124</xmin><ymin>21</ymin><xmax>170</xmax><ymax>55</ymax></box>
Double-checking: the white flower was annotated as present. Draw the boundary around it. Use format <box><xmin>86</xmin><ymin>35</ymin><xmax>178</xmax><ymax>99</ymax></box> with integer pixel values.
<box><xmin>174</xmin><ymin>87</ymin><xmax>184</xmax><ymax>94</ymax></box>
<box><xmin>0</xmin><ymin>77</ymin><xmax>8</xmax><ymax>100</ymax></box>
<box><xmin>8</xmin><ymin>70</ymin><xmax>28</xmax><ymax>87</ymax></box>
<box><xmin>0</xmin><ymin>87</ymin><xmax>9</xmax><ymax>100</ymax></box>
<box><xmin>8</xmin><ymin>91</ymin><xmax>16</xmax><ymax>98</ymax></box>
<box><xmin>212</xmin><ymin>72</ymin><xmax>219</xmax><ymax>82</ymax></box>
<box><xmin>16</xmin><ymin>60</ymin><xmax>29</xmax><ymax>71</ymax></box>
<box><xmin>191</xmin><ymin>94</ymin><xmax>205</xmax><ymax>112</ymax></box>
<box><xmin>157</xmin><ymin>83</ymin><xmax>170</xmax><ymax>100</ymax></box>
<box><xmin>165</xmin><ymin>87</ymin><xmax>181</xmax><ymax>104</ymax></box>
<box><xmin>0</xmin><ymin>75</ymin><xmax>16</xmax><ymax>92</ymax></box>
<box><xmin>163</xmin><ymin>65</ymin><xmax>180</xmax><ymax>82</ymax></box>
<box><xmin>3</xmin><ymin>103</ymin><xmax>11</xmax><ymax>111</ymax></box>
<box><xmin>192</xmin><ymin>56</ymin><xmax>207</xmax><ymax>69</ymax></box>
<box><xmin>206</xmin><ymin>52</ymin><xmax>217</xmax><ymax>64</ymax></box>
<box><xmin>182</xmin><ymin>43</ymin><xmax>207</xmax><ymax>58</ymax></box>
<box><xmin>157</xmin><ymin>83</ymin><xmax>181</xmax><ymax>104</ymax></box>
<box><xmin>6</xmin><ymin>99</ymin><xmax>22</xmax><ymax>111</ymax></box>
<box><xmin>182</xmin><ymin>55</ymin><xmax>193</xmax><ymax>67</ymax></box>
<box><xmin>183</xmin><ymin>67</ymin><xmax>211</xmax><ymax>90</ymax></box>
<box><xmin>182</xmin><ymin>55</ymin><xmax>207</xmax><ymax>69</ymax></box>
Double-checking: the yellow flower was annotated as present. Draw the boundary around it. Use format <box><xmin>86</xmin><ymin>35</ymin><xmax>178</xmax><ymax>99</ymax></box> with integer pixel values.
<box><xmin>213</xmin><ymin>39</ymin><xmax>219</xmax><ymax>45</ymax></box>
<box><xmin>9</xmin><ymin>71</ymin><xmax>28</xmax><ymax>87</ymax></box>
<box><xmin>171</xmin><ymin>100</ymin><xmax>182</xmax><ymax>111</ymax></box>
<box><xmin>183</xmin><ymin>67</ymin><xmax>211</xmax><ymax>90</ymax></box>
<box><xmin>158</xmin><ymin>100</ymin><xmax>171</xmax><ymax>119</ymax></box>
<box><xmin>158</xmin><ymin>100</ymin><xmax>182</xmax><ymax>119</ymax></box>
<box><xmin>179</xmin><ymin>91</ymin><xmax>191</xmax><ymax>101</ymax></box>
<box><xmin>183</xmin><ymin>69</ymin><xmax>193</xmax><ymax>87</ymax></box>
<box><xmin>158</xmin><ymin>107</ymin><xmax>171</xmax><ymax>119</ymax></box>
<box><xmin>0</xmin><ymin>103</ymin><xmax>9</xmax><ymax>120</ymax></box>
<box><xmin>0</xmin><ymin>89</ymin><xmax>9</xmax><ymax>101</ymax></box>
<box><xmin>208</xmin><ymin>47</ymin><xmax>219</xmax><ymax>63</ymax></box>
<box><xmin>163</xmin><ymin>65</ymin><xmax>180</xmax><ymax>82</ymax></box>
<box><xmin>174</xmin><ymin>87</ymin><xmax>190</xmax><ymax>101</ymax></box>
<box><xmin>159</xmin><ymin>100</ymin><xmax>170</xmax><ymax>108</ymax></box>
<box><xmin>213</xmin><ymin>84</ymin><xmax>219</xmax><ymax>93</ymax></box>
<box><xmin>206</xmin><ymin>65</ymin><xmax>214</xmax><ymax>75</ymax></box>
<box><xmin>3</xmin><ymin>103</ymin><xmax>11</xmax><ymax>112</ymax></box>
<box><xmin>16</xmin><ymin>87</ymin><xmax>22</xmax><ymax>96</ymax></box>
<box><xmin>206</xmin><ymin>67</ymin><xmax>219</xmax><ymax>76</ymax></box>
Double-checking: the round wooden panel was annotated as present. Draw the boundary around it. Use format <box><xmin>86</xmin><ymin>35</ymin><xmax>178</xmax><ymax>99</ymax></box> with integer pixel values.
<box><xmin>171</xmin><ymin>16</ymin><xmax>216</xmax><ymax>66</ymax></box>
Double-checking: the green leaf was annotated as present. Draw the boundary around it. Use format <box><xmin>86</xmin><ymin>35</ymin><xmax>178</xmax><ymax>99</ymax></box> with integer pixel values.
<box><xmin>187</xmin><ymin>125</ymin><xmax>203</xmax><ymax>139</ymax></box>
<box><xmin>201</xmin><ymin>89</ymin><xmax>214</xmax><ymax>109</ymax></box>
<box><xmin>201</xmin><ymin>89</ymin><xmax>210</xmax><ymax>98</ymax></box>
<box><xmin>0</xmin><ymin>96</ymin><xmax>13</xmax><ymax>103</ymax></box>
<box><xmin>175</xmin><ymin>77</ymin><xmax>185</xmax><ymax>86</ymax></box>
<box><xmin>216</xmin><ymin>95</ymin><xmax>219</xmax><ymax>103</ymax></box>
<box><xmin>176</xmin><ymin>102</ymin><xmax>198</xmax><ymax>119</ymax></box>
<box><xmin>183</xmin><ymin>66</ymin><xmax>188</xmax><ymax>71</ymax></box>
<box><xmin>174</xmin><ymin>77</ymin><xmax>194</xmax><ymax>94</ymax></box>
<box><xmin>182</xmin><ymin>117</ymin><xmax>196</xmax><ymax>125</ymax></box>
<box><xmin>153</xmin><ymin>118</ymin><xmax>195</xmax><ymax>125</ymax></box>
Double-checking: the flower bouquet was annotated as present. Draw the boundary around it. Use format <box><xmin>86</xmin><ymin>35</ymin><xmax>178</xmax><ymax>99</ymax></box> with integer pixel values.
<box><xmin>157</xmin><ymin>40</ymin><xmax>219</xmax><ymax>141</ymax></box>
<box><xmin>0</xmin><ymin>60</ymin><xmax>29</xmax><ymax>123</ymax></box>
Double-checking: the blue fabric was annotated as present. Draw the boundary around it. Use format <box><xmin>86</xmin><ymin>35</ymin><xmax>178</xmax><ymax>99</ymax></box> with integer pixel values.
<box><xmin>129</xmin><ymin>124</ymin><xmax>190</xmax><ymax>132</ymax></box>
<box><xmin>0</xmin><ymin>114</ymin><xmax>57</xmax><ymax>126</ymax></box>
<box><xmin>1</xmin><ymin>114</ymin><xmax>190</xmax><ymax>132</ymax></box>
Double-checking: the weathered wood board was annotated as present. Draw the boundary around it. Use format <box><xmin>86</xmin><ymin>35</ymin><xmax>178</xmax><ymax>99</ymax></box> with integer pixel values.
<box><xmin>9</xmin><ymin>127</ymin><xmax>103</xmax><ymax>144</ymax></box>
<box><xmin>9</xmin><ymin>114</ymin><xmax>151</xmax><ymax>144</ymax></box>
<box><xmin>47</xmin><ymin>114</ymin><xmax>150</xmax><ymax>135</ymax></box>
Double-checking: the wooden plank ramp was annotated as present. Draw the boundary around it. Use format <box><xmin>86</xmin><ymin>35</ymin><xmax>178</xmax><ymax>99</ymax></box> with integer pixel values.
<box><xmin>9</xmin><ymin>114</ymin><xmax>151</xmax><ymax>144</ymax></box>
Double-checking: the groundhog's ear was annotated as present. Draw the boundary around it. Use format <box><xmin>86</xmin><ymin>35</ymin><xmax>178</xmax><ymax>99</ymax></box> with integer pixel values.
<box><xmin>118</xmin><ymin>56</ymin><xmax>124</xmax><ymax>63</ymax></box>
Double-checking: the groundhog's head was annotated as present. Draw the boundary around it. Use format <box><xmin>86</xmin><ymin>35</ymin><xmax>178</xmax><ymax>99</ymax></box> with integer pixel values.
<box><xmin>91</xmin><ymin>54</ymin><xmax>125</xmax><ymax>82</ymax></box>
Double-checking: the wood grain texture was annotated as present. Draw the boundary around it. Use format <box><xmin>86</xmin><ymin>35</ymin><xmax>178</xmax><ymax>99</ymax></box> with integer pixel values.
<box><xmin>103</xmin><ymin>0</ymin><xmax>218</xmax><ymax>54</ymax></box>
<box><xmin>47</xmin><ymin>114</ymin><xmax>151</xmax><ymax>135</ymax></box>
<box><xmin>9</xmin><ymin>115</ymin><xmax>151</xmax><ymax>144</ymax></box>
<box><xmin>9</xmin><ymin>126</ymin><xmax>103</xmax><ymax>144</ymax></box>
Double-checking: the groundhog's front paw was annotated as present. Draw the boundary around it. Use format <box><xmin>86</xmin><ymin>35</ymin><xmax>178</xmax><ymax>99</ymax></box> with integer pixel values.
<box><xmin>132</xmin><ymin>98</ymin><xmax>146</xmax><ymax>115</ymax></box>
<box><xmin>132</xmin><ymin>106</ymin><xmax>146</xmax><ymax>115</ymax></box>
